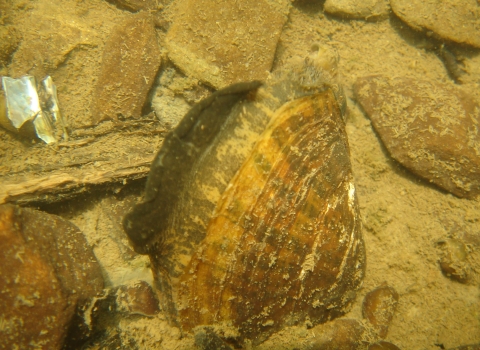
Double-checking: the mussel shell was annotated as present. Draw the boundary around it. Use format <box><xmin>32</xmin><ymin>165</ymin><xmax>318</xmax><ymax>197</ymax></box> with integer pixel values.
<box><xmin>178</xmin><ymin>90</ymin><xmax>364</xmax><ymax>343</ymax></box>
<box><xmin>123</xmin><ymin>81</ymin><xmax>262</xmax><ymax>254</ymax></box>
<box><xmin>124</xmin><ymin>47</ymin><xmax>365</xmax><ymax>345</ymax></box>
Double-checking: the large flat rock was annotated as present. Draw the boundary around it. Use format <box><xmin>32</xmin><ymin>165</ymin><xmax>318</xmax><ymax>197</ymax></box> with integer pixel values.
<box><xmin>165</xmin><ymin>0</ymin><xmax>290</xmax><ymax>89</ymax></box>
<box><xmin>91</xmin><ymin>11</ymin><xmax>161</xmax><ymax>125</ymax></box>
<box><xmin>8</xmin><ymin>2</ymin><xmax>98</xmax><ymax>79</ymax></box>
<box><xmin>354</xmin><ymin>75</ymin><xmax>480</xmax><ymax>198</ymax></box>
<box><xmin>390</xmin><ymin>0</ymin><xmax>480</xmax><ymax>48</ymax></box>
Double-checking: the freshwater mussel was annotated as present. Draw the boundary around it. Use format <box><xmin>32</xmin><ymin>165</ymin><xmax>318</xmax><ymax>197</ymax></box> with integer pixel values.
<box><xmin>123</xmin><ymin>45</ymin><xmax>366</xmax><ymax>346</ymax></box>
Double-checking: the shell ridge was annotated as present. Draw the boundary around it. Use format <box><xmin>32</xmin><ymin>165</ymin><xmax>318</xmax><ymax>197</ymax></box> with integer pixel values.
<box><xmin>178</xmin><ymin>96</ymin><xmax>324</xmax><ymax>330</ymax></box>
<box><xmin>266</xmin><ymin>124</ymin><xmax>336</xmax><ymax>306</ymax></box>
<box><xmin>189</xmin><ymin>92</ymin><xmax>347</xmax><ymax>337</ymax></box>
<box><xmin>324</xmin><ymin>180</ymin><xmax>359</xmax><ymax>295</ymax></box>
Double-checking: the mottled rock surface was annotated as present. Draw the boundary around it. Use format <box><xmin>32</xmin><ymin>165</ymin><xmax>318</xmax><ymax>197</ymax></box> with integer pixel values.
<box><xmin>256</xmin><ymin>282</ymin><xmax>402</xmax><ymax>349</ymax></box>
<box><xmin>362</xmin><ymin>284</ymin><xmax>399</xmax><ymax>338</ymax></box>
<box><xmin>390</xmin><ymin>0</ymin><xmax>480</xmax><ymax>48</ymax></box>
<box><xmin>165</xmin><ymin>0</ymin><xmax>290</xmax><ymax>88</ymax></box>
<box><xmin>8</xmin><ymin>2</ymin><xmax>97</xmax><ymax>78</ymax></box>
<box><xmin>116</xmin><ymin>280</ymin><xmax>160</xmax><ymax>316</ymax></box>
<box><xmin>354</xmin><ymin>75</ymin><xmax>480</xmax><ymax>198</ymax></box>
<box><xmin>91</xmin><ymin>11</ymin><xmax>161</xmax><ymax>125</ymax></box>
<box><xmin>0</xmin><ymin>204</ymin><xmax>103</xmax><ymax>350</ymax></box>
<box><xmin>437</xmin><ymin>238</ymin><xmax>471</xmax><ymax>284</ymax></box>
<box><xmin>324</xmin><ymin>0</ymin><xmax>389</xmax><ymax>20</ymax></box>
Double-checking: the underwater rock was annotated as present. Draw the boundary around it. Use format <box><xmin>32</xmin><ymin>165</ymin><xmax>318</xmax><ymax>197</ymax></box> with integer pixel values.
<box><xmin>300</xmin><ymin>285</ymin><xmax>399</xmax><ymax>348</ymax></box>
<box><xmin>254</xmin><ymin>318</ymin><xmax>367</xmax><ymax>350</ymax></box>
<box><xmin>124</xmin><ymin>45</ymin><xmax>365</xmax><ymax>345</ymax></box>
<box><xmin>0</xmin><ymin>204</ymin><xmax>103</xmax><ymax>349</ymax></box>
<box><xmin>8</xmin><ymin>2</ymin><xmax>97</xmax><ymax>78</ymax></box>
<box><xmin>324</xmin><ymin>0</ymin><xmax>390</xmax><ymax>20</ymax></box>
<box><xmin>436</xmin><ymin>238</ymin><xmax>471</xmax><ymax>284</ymax></box>
<box><xmin>354</xmin><ymin>75</ymin><xmax>480</xmax><ymax>198</ymax></box>
<box><xmin>362</xmin><ymin>284</ymin><xmax>399</xmax><ymax>338</ymax></box>
<box><xmin>91</xmin><ymin>11</ymin><xmax>161</xmax><ymax>125</ymax></box>
<box><xmin>390</xmin><ymin>0</ymin><xmax>480</xmax><ymax>48</ymax></box>
<box><xmin>165</xmin><ymin>0</ymin><xmax>290</xmax><ymax>89</ymax></box>
<box><xmin>116</xmin><ymin>280</ymin><xmax>160</xmax><ymax>316</ymax></box>
<box><xmin>308</xmin><ymin>319</ymin><xmax>367</xmax><ymax>350</ymax></box>
<box><xmin>67</xmin><ymin>281</ymin><xmax>159</xmax><ymax>347</ymax></box>
<box><xmin>256</xmin><ymin>283</ymin><xmax>402</xmax><ymax>350</ymax></box>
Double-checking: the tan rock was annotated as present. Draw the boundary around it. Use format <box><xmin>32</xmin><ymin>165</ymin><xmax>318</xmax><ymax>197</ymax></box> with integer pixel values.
<box><xmin>437</xmin><ymin>238</ymin><xmax>471</xmax><ymax>284</ymax></box>
<box><xmin>165</xmin><ymin>0</ymin><xmax>290</xmax><ymax>89</ymax></box>
<box><xmin>91</xmin><ymin>11</ymin><xmax>162</xmax><ymax>125</ymax></box>
<box><xmin>354</xmin><ymin>75</ymin><xmax>480</xmax><ymax>198</ymax></box>
<box><xmin>0</xmin><ymin>204</ymin><xmax>103</xmax><ymax>349</ymax></box>
<box><xmin>9</xmin><ymin>2</ymin><xmax>97</xmax><ymax>78</ymax></box>
<box><xmin>257</xmin><ymin>319</ymin><xmax>368</xmax><ymax>350</ymax></box>
<box><xmin>116</xmin><ymin>280</ymin><xmax>160</xmax><ymax>316</ymax></box>
<box><xmin>362</xmin><ymin>284</ymin><xmax>399</xmax><ymax>338</ymax></box>
<box><xmin>390</xmin><ymin>0</ymin><xmax>480</xmax><ymax>48</ymax></box>
<box><xmin>324</xmin><ymin>0</ymin><xmax>390</xmax><ymax>20</ymax></box>
<box><xmin>309</xmin><ymin>319</ymin><xmax>367</xmax><ymax>350</ymax></box>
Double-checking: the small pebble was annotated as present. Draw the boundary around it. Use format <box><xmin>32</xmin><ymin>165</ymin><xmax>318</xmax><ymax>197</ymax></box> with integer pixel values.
<box><xmin>362</xmin><ymin>284</ymin><xmax>399</xmax><ymax>338</ymax></box>
<box><xmin>311</xmin><ymin>319</ymin><xmax>366</xmax><ymax>349</ymax></box>
<box><xmin>437</xmin><ymin>238</ymin><xmax>471</xmax><ymax>283</ymax></box>
<box><xmin>116</xmin><ymin>280</ymin><xmax>160</xmax><ymax>316</ymax></box>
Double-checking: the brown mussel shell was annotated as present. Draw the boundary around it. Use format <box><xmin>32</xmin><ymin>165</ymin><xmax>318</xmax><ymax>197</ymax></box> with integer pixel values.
<box><xmin>179</xmin><ymin>90</ymin><xmax>364</xmax><ymax>342</ymax></box>
<box><xmin>124</xmin><ymin>46</ymin><xmax>365</xmax><ymax>346</ymax></box>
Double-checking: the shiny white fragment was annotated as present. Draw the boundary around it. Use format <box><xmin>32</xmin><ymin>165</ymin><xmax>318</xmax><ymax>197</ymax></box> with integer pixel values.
<box><xmin>1</xmin><ymin>75</ymin><xmax>65</xmax><ymax>144</ymax></box>
<box><xmin>2</xmin><ymin>76</ymin><xmax>41</xmax><ymax>129</ymax></box>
